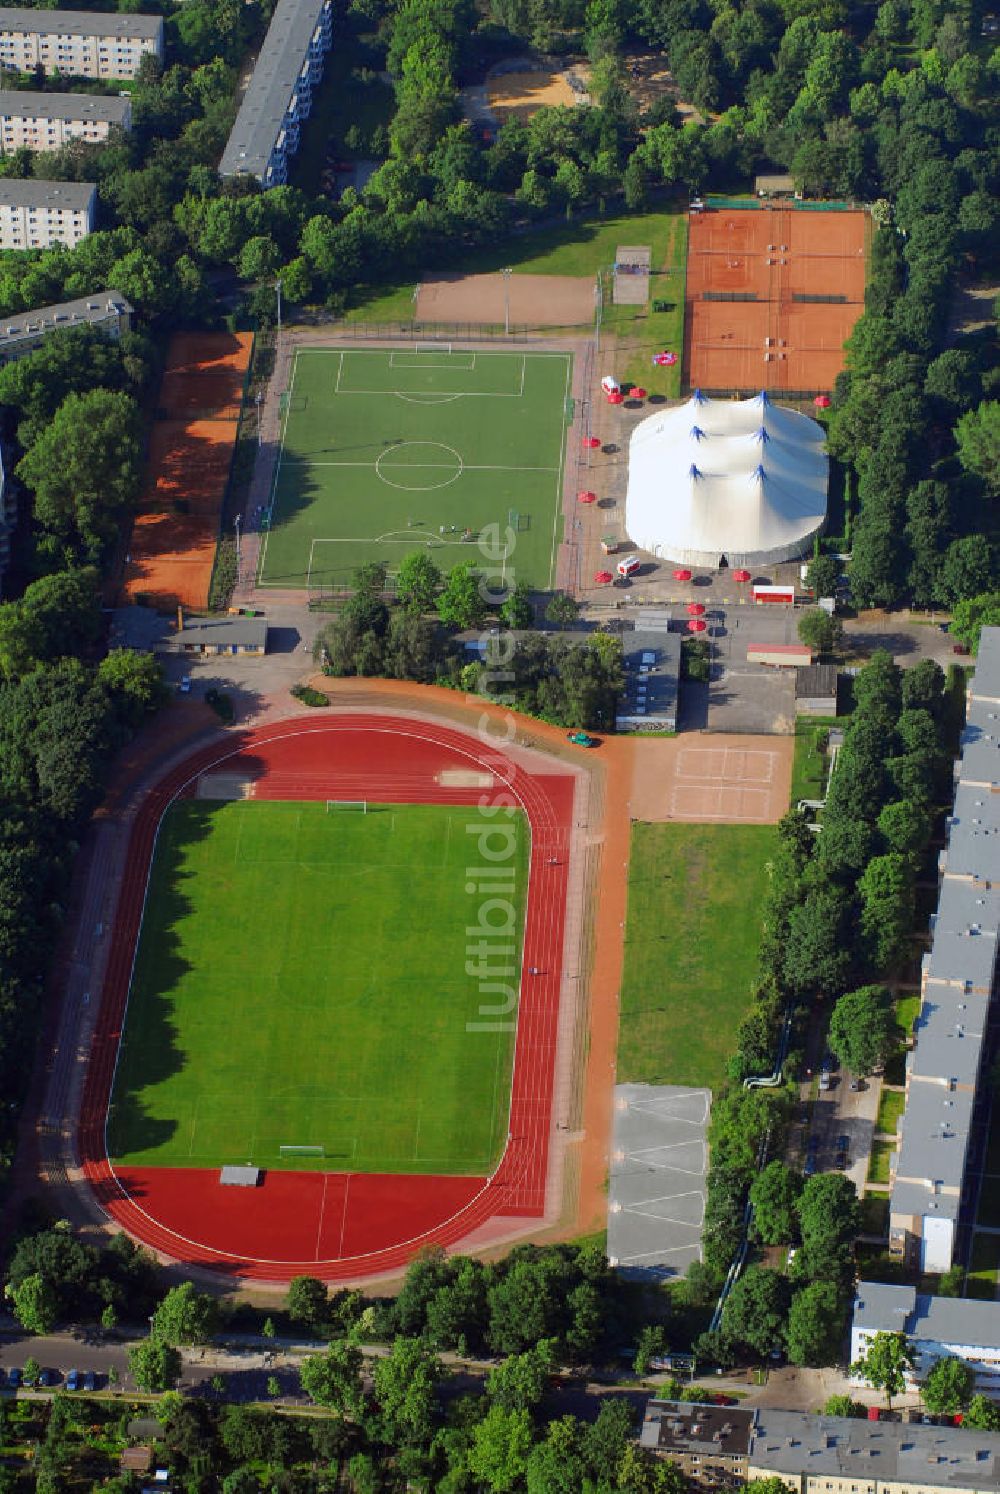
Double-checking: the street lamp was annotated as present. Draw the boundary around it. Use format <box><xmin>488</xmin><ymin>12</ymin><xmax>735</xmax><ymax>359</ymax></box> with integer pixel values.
<box><xmin>502</xmin><ymin>267</ymin><xmax>512</xmax><ymax>337</ymax></box>
<box><xmin>234</xmin><ymin>514</ymin><xmax>241</xmax><ymax>589</ymax></box>
<box><xmin>275</xmin><ymin>277</ymin><xmax>282</xmax><ymax>334</ymax></box>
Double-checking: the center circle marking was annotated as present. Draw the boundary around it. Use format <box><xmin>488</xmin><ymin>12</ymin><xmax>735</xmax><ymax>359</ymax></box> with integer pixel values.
<box><xmin>375</xmin><ymin>441</ymin><xmax>464</xmax><ymax>492</ymax></box>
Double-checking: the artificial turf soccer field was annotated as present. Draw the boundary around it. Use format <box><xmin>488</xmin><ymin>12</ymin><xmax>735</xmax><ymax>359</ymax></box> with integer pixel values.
<box><xmin>107</xmin><ymin>800</ymin><xmax>527</xmax><ymax>1176</ymax></box>
<box><xmin>256</xmin><ymin>347</ymin><xmax>573</xmax><ymax>592</ymax></box>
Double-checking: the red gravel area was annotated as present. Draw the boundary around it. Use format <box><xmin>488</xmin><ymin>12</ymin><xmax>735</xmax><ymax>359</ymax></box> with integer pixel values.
<box><xmin>79</xmin><ymin>715</ymin><xmax>574</xmax><ymax>1281</ymax></box>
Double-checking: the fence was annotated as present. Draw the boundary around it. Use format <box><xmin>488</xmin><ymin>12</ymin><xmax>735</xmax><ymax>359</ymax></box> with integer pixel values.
<box><xmin>703</xmin><ymin>195</ymin><xmax>864</xmax><ymax>213</ymax></box>
<box><xmin>326</xmin><ymin>320</ymin><xmax>572</xmax><ymax>343</ymax></box>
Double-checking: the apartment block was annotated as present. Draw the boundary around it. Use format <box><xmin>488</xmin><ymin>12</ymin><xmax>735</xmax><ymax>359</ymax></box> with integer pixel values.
<box><xmin>0</xmin><ymin>179</ymin><xmax>95</xmax><ymax>248</ymax></box>
<box><xmin>219</xmin><ymin>0</ymin><xmax>332</xmax><ymax>186</ymax></box>
<box><xmin>0</xmin><ymin>89</ymin><xmax>130</xmax><ymax>151</ymax></box>
<box><xmin>885</xmin><ymin>628</ymin><xmax>1000</xmax><ymax>1274</ymax></box>
<box><xmin>0</xmin><ymin>291</ymin><xmax>131</xmax><ymax>362</ymax></box>
<box><xmin>0</xmin><ymin>9</ymin><xmax>164</xmax><ymax>81</ymax></box>
<box><xmin>640</xmin><ymin>1400</ymin><xmax>1000</xmax><ymax>1491</ymax></box>
<box><xmin>851</xmin><ymin>1282</ymin><xmax>1000</xmax><ymax>1400</ymax></box>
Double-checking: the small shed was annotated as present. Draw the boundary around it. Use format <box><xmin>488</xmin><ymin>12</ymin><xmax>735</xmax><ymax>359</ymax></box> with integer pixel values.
<box><xmin>795</xmin><ymin>664</ymin><xmax>838</xmax><ymax>716</ymax></box>
<box><xmin>121</xmin><ymin>1447</ymin><xmax>153</xmax><ymax>1474</ymax></box>
<box><xmin>169</xmin><ymin>613</ymin><xmax>267</xmax><ymax>657</ymax></box>
<box><xmin>755</xmin><ymin>173</ymin><xmax>796</xmax><ymax>198</ymax></box>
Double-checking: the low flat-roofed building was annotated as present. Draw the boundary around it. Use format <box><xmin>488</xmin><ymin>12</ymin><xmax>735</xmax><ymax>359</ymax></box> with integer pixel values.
<box><xmin>794</xmin><ymin>662</ymin><xmax>838</xmax><ymax>715</ymax></box>
<box><xmin>617</xmin><ymin>627</ymin><xmax>681</xmax><ymax>733</ymax></box>
<box><xmin>851</xmin><ymin>1282</ymin><xmax>1000</xmax><ymax>1399</ymax></box>
<box><xmin>168</xmin><ymin>614</ymin><xmax>267</xmax><ymax>656</ymax></box>
<box><xmin>755</xmin><ymin>173</ymin><xmax>796</xmax><ymax>196</ymax></box>
<box><xmin>748</xmin><ymin>1404</ymin><xmax>1000</xmax><ymax>1491</ymax></box>
<box><xmin>639</xmin><ymin>1399</ymin><xmax>753</xmax><ymax>1486</ymax></box>
<box><xmin>0</xmin><ymin>8</ymin><xmax>164</xmax><ymax>80</ymax></box>
<box><xmin>219</xmin><ymin>0</ymin><xmax>332</xmax><ymax>186</ymax></box>
<box><xmin>0</xmin><ymin>177</ymin><xmax>95</xmax><ymax>248</ymax></box>
<box><xmin>0</xmin><ymin>290</ymin><xmax>131</xmax><ymax>362</ymax></box>
<box><xmin>0</xmin><ymin>89</ymin><xmax>130</xmax><ymax>151</ymax></box>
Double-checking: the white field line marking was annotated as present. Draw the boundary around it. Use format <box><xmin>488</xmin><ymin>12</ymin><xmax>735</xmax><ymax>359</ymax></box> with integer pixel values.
<box><xmin>256</xmin><ymin>348</ymin><xmax>299</xmax><ymax>584</ymax></box>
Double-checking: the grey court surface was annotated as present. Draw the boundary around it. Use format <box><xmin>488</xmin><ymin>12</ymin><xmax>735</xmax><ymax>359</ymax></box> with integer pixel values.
<box><xmin>607</xmin><ymin>1083</ymin><xmax>711</xmax><ymax>1280</ymax></box>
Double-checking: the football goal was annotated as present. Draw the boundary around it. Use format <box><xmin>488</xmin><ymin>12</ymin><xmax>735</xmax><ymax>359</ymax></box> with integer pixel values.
<box><xmin>326</xmin><ymin>800</ymin><xmax>367</xmax><ymax>814</ymax></box>
<box><xmin>279</xmin><ymin>1144</ymin><xmax>325</xmax><ymax>1157</ymax></box>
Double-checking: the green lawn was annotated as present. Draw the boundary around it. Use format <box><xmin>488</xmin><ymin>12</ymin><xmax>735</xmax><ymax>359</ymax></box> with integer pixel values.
<box><xmin>790</xmin><ymin>718</ymin><xmax>839</xmax><ymax>806</ymax></box>
<box><xmin>343</xmin><ymin>208</ymin><xmax>689</xmax><ymax>396</ymax></box>
<box><xmin>876</xmin><ymin>1088</ymin><xmax>905</xmax><ymax>1138</ymax></box>
<box><xmin>868</xmin><ymin>1140</ymin><xmax>895</xmax><ymax>1186</ymax></box>
<box><xmin>968</xmin><ymin>1234</ymin><xmax>1000</xmax><ymax>1300</ymax></box>
<box><xmin>258</xmin><ymin>347</ymin><xmax>572</xmax><ymax>591</ymax></box>
<box><xmin>108</xmin><ymin>800</ymin><xmax>526</xmax><ymax>1174</ymax></box>
<box><xmin>859</xmin><ymin>1194</ymin><xmax>889</xmax><ymax>1239</ymax></box>
<box><xmin>617</xmin><ymin>822</ymin><xmax>778</xmax><ymax>1092</ymax></box>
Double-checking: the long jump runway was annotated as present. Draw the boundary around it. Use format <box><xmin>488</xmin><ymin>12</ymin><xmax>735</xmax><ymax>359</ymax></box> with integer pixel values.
<box><xmin>78</xmin><ymin>715</ymin><xmax>575</xmax><ymax>1282</ymax></box>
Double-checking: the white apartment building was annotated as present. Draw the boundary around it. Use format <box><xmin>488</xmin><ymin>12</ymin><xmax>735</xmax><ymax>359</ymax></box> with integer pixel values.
<box><xmin>0</xmin><ymin>291</ymin><xmax>131</xmax><ymax>362</ymax></box>
<box><xmin>851</xmin><ymin>1282</ymin><xmax>1000</xmax><ymax>1399</ymax></box>
<box><xmin>0</xmin><ymin>179</ymin><xmax>95</xmax><ymax>248</ymax></box>
<box><xmin>0</xmin><ymin>9</ymin><xmax>164</xmax><ymax>81</ymax></box>
<box><xmin>219</xmin><ymin>0</ymin><xmax>332</xmax><ymax>186</ymax></box>
<box><xmin>0</xmin><ymin>89</ymin><xmax>130</xmax><ymax>151</ymax></box>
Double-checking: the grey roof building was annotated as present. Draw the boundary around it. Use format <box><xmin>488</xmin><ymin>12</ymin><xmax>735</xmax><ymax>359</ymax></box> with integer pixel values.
<box><xmin>747</xmin><ymin>1406</ymin><xmax>1000</xmax><ymax>1490</ymax></box>
<box><xmin>885</xmin><ymin>628</ymin><xmax>1000</xmax><ymax>1276</ymax></box>
<box><xmin>616</xmin><ymin>619</ymin><xmax>680</xmax><ymax>733</ymax></box>
<box><xmin>851</xmin><ymin>1282</ymin><xmax>1000</xmax><ymax>1397</ymax></box>
<box><xmin>639</xmin><ymin>1400</ymin><xmax>753</xmax><ymax>1486</ymax></box>
<box><xmin>0</xmin><ymin>177</ymin><xmax>94</xmax><ymax>211</ymax></box>
<box><xmin>0</xmin><ymin>89</ymin><xmax>130</xmax><ymax>125</ymax></box>
<box><xmin>0</xmin><ymin>291</ymin><xmax>131</xmax><ymax>362</ymax></box>
<box><xmin>0</xmin><ymin>8</ymin><xmax>162</xmax><ymax>40</ymax></box>
<box><xmin>166</xmin><ymin>614</ymin><xmax>268</xmax><ymax>655</ymax></box>
<box><xmin>219</xmin><ymin>0</ymin><xmax>332</xmax><ymax>186</ymax></box>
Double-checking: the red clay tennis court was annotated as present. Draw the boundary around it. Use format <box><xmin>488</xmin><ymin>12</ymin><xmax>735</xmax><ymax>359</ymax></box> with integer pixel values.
<box><xmin>78</xmin><ymin>715</ymin><xmax>574</xmax><ymax>1282</ymax></box>
<box><xmin>122</xmin><ymin>333</ymin><xmax>251</xmax><ymax>610</ymax></box>
<box><xmin>685</xmin><ymin>206</ymin><xmax>867</xmax><ymax>393</ymax></box>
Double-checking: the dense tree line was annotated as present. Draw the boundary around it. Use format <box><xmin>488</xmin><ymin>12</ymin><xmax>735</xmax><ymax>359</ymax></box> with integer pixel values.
<box><xmin>313</xmin><ymin>557</ymin><xmax>623</xmax><ymax>730</ymax></box>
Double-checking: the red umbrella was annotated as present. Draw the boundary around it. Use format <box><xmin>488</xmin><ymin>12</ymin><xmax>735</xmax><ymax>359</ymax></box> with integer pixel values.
<box><xmin>608</xmin><ymin>391</ymin><xmax>624</xmax><ymax>405</ymax></box>
<box><xmin>577</xmin><ymin>490</ymin><xmax>597</xmax><ymax>504</ymax></box>
<box><xmin>813</xmin><ymin>394</ymin><xmax>831</xmax><ymax>409</ymax></box>
<box><xmin>687</xmin><ymin>618</ymin><xmax>707</xmax><ymax>633</ymax></box>
<box><xmin>673</xmin><ymin>568</ymin><xmax>692</xmax><ymax>581</ymax></box>
<box><xmin>686</xmin><ymin>602</ymin><xmax>706</xmax><ymax>616</ymax></box>
<box><xmin>594</xmin><ymin>570</ymin><xmax>614</xmax><ymax>585</ymax></box>
<box><xmin>732</xmin><ymin>568</ymin><xmax>751</xmax><ymax>583</ymax></box>
<box><xmin>631</xmin><ymin>387</ymin><xmax>647</xmax><ymax>399</ymax></box>
<box><xmin>584</xmin><ymin>436</ymin><xmax>601</xmax><ymax>449</ymax></box>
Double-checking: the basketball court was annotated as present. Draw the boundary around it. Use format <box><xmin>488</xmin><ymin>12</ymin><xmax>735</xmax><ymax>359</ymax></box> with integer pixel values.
<box><xmin>685</xmin><ymin>207</ymin><xmax>867</xmax><ymax>392</ymax></box>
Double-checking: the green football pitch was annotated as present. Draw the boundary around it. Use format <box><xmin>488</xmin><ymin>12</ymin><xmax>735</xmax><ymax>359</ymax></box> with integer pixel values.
<box><xmin>107</xmin><ymin>800</ymin><xmax>527</xmax><ymax>1175</ymax></box>
<box><xmin>256</xmin><ymin>347</ymin><xmax>574</xmax><ymax>592</ymax></box>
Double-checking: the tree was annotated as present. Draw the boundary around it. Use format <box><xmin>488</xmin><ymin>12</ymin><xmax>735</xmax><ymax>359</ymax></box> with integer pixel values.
<box><xmin>468</xmin><ymin>1405</ymin><xmax>534</xmax><ymax>1492</ymax></box>
<box><xmin>437</xmin><ymin>562</ymin><xmax>488</xmax><ymax>629</ymax></box>
<box><xmin>955</xmin><ymin>401</ymin><xmax>1000</xmax><ymax>493</ymax></box>
<box><xmin>499</xmin><ymin>581</ymin><xmax>534</xmax><ymax>630</ymax></box>
<box><xmin>152</xmin><ymin>1282</ymin><xmax>218</xmax><ymax>1345</ymax></box>
<box><xmin>16</xmin><ymin>390</ymin><xmax>142</xmax><ymax>562</ymax></box>
<box><xmin>858</xmin><ymin>854</ymin><xmax>915</xmax><ymax>971</ymax></box>
<box><xmin>371</xmin><ymin>1337</ymin><xmax>442</xmax><ymax>1446</ymax></box>
<box><xmin>964</xmin><ymin>1393</ymin><xmax>1000</xmax><ymax>1430</ymax></box>
<box><xmin>797</xmin><ymin>608</ymin><xmax>843</xmax><ymax>656</ymax></box>
<box><xmin>877</xmin><ymin>798</ymin><xmax>930</xmax><ymax>858</ymax></box>
<box><xmin>633</xmin><ymin>1323</ymin><xmax>667</xmax><ymax>1375</ymax></box>
<box><xmin>921</xmin><ymin>1355</ymin><xmax>974</xmax><ymax>1416</ymax></box>
<box><xmin>786</xmin><ymin>1282</ymin><xmax>845</xmax><ymax>1366</ymax></box>
<box><xmin>8</xmin><ymin>1273</ymin><xmax>59</xmax><ymax>1334</ymax></box>
<box><xmin>749</xmin><ymin>1162</ymin><xmax>803</xmax><ymax>1246</ymax></box>
<box><xmin>98</xmin><ymin>650</ymin><xmax>168</xmax><ymax>727</ymax></box>
<box><xmin>720</xmin><ymin>1267</ymin><xmax>791</xmax><ymax>1358</ymax></box>
<box><xmin>395</xmin><ymin>551</ymin><xmax>442</xmax><ymax>614</ymax></box>
<box><xmin>128</xmin><ymin>1335</ymin><xmax>182</xmax><ymax>1392</ymax></box>
<box><xmin>937</xmin><ymin>536</ymin><xmax>996</xmax><ymax>607</ymax></box>
<box><xmin>487</xmin><ymin>1340</ymin><xmax>555</xmax><ymax>1411</ymax></box>
<box><xmin>299</xmin><ymin>1341</ymin><xmax>364</xmax><ymax>1417</ymax></box>
<box><xmin>850</xmin><ymin>1330</ymin><xmax>915</xmax><ymax>1409</ymax></box>
<box><xmin>545</xmin><ymin>593</ymin><xmax>580</xmax><ymax>629</ymax></box>
<box><xmin>950</xmin><ymin>592</ymin><xmax>1000</xmax><ymax>653</ymax></box>
<box><xmin>287</xmin><ymin>1275</ymin><xmax>328</xmax><ymax>1329</ymax></box>
<box><xmin>806</xmin><ymin>554</ymin><xmax>842</xmax><ymax>599</ymax></box>
<box><xmin>796</xmin><ymin>1172</ymin><xmax>861</xmax><ymax>1284</ymax></box>
<box><xmin>782</xmin><ymin>886</ymin><xmax>856</xmax><ymax>997</ymax></box>
<box><xmin>828</xmin><ymin>985</ymin><xmax>896</xmax><ymax>1076</ymax></box>
<box><xmin>824</xmin><ymin>1394</ymin><xmax>863</xmax><ymax>1416</ymax></box>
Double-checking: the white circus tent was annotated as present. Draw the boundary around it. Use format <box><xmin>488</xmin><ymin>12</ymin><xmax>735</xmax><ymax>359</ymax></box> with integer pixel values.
<box><xmin>624</xmin><ymin>390</ymin><xmax>828</xmax><ymax>568</ymax></box>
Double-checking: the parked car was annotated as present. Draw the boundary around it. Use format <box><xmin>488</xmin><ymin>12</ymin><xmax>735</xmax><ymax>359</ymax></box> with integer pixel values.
<box><xmin>567</xmin><ymin>731</ymin><xmax>599</xmax><ymax>748</ymax></box>
<box><xmin>6</xmin><ymin>1367</ymin><xmax>20</xmax><ymax>1387</ymax></box>
<box><xmin>835</xmin><ymin>1135</ymin><xmax>850</xmax><ymax>1168</ymax></box>
<box><xmin>804</xmin><ymin>1152</ymin><xmax>817</xmax><ymax>1176</ymax></box>
<box><xmin>37</xmin><ymin>1369</ymin><xmax>55</xmax><ymax>1387</ymax></box>
<box><xmin>83</xmin><ymin>1371</ymin><xmax>97</xmax><ymax>1392</ymax></box>
<box><xmin>819</xmin><ymin>1068</ymin><xmax>832</xmax><ymax>1091</ymax></box>
<box><xmin>178</xmin><ymin>675</ymin><xmax>192</xmax><ymax>694</ymax></box>
<box><xmin>65</xmin><ymin>1369</ymin><xmax>80</xmax><ymax>1391</ymax></box>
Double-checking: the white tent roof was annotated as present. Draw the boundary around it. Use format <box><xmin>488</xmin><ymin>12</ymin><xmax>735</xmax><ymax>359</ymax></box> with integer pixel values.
<box><xmin>624</xmin><ymin>391</ymin><xmax>828</xmax><ymax>568</ymax></box>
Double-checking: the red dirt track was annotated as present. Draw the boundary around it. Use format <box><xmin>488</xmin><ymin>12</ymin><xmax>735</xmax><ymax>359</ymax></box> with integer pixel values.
<box><xmin>685</xmin><ymin>207</ymin><xmax>867</xmax><ymax>392</ymax></box>
<box><xmin>78</xmin><ymin>716</ymin><xmax>574</xmax><ymax>1282</ymax></box>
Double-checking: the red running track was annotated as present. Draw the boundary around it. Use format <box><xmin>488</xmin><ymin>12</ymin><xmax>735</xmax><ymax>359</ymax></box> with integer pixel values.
<box><xmin>78</xmin><ymin>715</ymin><xmax>574</xmax><ymax>1281</ymax></box>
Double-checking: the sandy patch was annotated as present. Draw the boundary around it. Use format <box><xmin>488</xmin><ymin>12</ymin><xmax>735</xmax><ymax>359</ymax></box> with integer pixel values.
<box><xmin>629</xmin><ymin>733</ymin><xmax>793</xmax><ymax>824</ymax></box>
<box><xmin>415</xmin><ymin>272</ymin><xmax>596</xmax><ymax>327</ymax></box>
